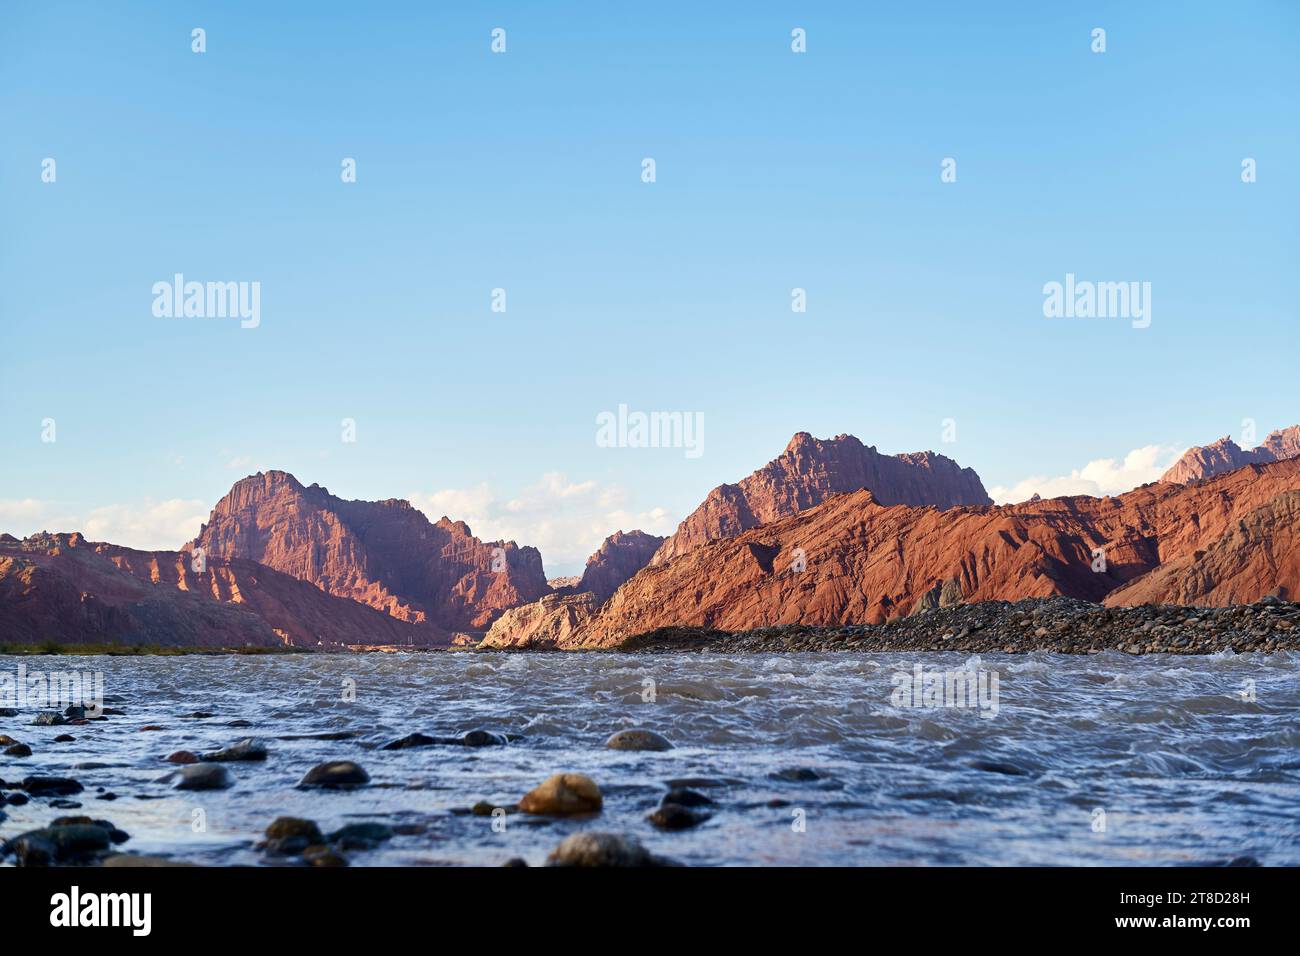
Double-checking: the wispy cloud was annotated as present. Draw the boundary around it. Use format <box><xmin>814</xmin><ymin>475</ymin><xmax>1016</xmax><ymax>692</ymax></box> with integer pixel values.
<box><xmin>409</xmin><ymin>472</ymin><xmax>673</xmax><ymax>575</ymax></box>
<box><xmin>0</xmin><ymin>498</ymin><xmax>208</xmax><ymax>550</ymax></box>
<box><xmin>988</xmin><ymin>445</ymin><xmax>1186</xmax><ymax>504</ymax></box>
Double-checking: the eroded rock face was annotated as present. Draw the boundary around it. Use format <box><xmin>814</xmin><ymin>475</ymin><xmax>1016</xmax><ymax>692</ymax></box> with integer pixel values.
<box><xmin>188</xmin><ymin>471</ymin><xmax>549</xmax><ymax>633</ymax></box>
<box><xmin>572</xmin><ymin>458</ymin><xmax>1300</xmax><ymax>647</ymax></box>
<box><xmin>1103</xmin><ymin>489</ymin><xmax>1300</xmax><ymax>606</ymax></box>
<box><xmin>478</xmin><ymin>592</ymin><xmax>598</xmax><ymax>649</ymax></box>
<box><xmin>577</xmin><ymin>530</ymin><xmax>664</xmax><ymax>603</ymax></box>
<box><xmin>0</xmin><ymin>534</ymin><xmax>434</xmax><ymax>647</ymax></box>
<box><xmin>1162</xmin><ymin>425</ymin><xmax>1300</xmax><ymax>484</ymax></box>
<box><xmin>651</xmin><ymin>432</ymin><xmax>991</xmax><ymax>565</ymax></box>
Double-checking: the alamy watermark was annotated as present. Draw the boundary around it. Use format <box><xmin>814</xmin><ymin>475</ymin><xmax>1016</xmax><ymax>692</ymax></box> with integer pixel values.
<box><xmin>1042</xmin><ymin>273</ymin><xmax>1150</xmax><ymax>329</ymax></box>
<box><xmin>152</xmin><ymin>274</ymin><xmax>261</xmax><ymax>329</ymax></box>
<box><xmin>890</xmin><ymin>662</ymin><xmax>1000</xmax><ymax>718</ymax></box>
<box><xmin>596</xmin><ymin>404</ymin><xmax>703</xmax><ymax>459</ymax></box>
<box><xmin>1</xmin><ymin>663</ymin><xmax>104</xmax><ymax>717</ymax></box>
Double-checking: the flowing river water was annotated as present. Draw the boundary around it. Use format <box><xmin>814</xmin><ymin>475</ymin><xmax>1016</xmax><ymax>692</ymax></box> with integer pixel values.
<box><xmin>2</xmin><ymin>651</ymin><xmax>1297</xmax><ymax>866</ymax></box>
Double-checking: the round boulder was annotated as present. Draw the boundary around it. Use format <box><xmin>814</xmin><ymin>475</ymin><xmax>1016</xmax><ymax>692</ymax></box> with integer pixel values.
<box><xmin>175</xmin><ymin>763</ymin><xmax>233</xmax><ymax>791</ymax></box>
<box><xmin>265</xmin><ymin>817</ymin><xmax>323</xmax><ymax>843</ymax></box>
<box><xmin>519</xmin><ymin>773</ymin><xmax>602</xmax><ymax>815</ymax></box>
<box><xmin>299</xmin><ymin>760</ymin><xmax>369</xmax><ymax>789</ymax></box>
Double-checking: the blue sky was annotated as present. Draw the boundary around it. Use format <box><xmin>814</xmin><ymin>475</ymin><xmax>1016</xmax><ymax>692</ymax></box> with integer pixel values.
<box><xmin>2</xmin><ymin>1</ymin><xmax>1297</xmax><ymax>574</ymax></box>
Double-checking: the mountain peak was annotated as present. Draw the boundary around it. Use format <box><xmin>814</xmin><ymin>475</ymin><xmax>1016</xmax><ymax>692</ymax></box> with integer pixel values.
<box><xmin>1163</xmin><ymin>425</ymin><xmax>1300</xmax><ymax>484</ymax></box>
<box><xmin>650</xmin><ymin>430</ymin><xmax>990</xmax><ymax>565</ymax></box>
<box><xmin>191</xmin><ymin>473</ymin><xmax>549</xmax><ymax>633</ymax></box>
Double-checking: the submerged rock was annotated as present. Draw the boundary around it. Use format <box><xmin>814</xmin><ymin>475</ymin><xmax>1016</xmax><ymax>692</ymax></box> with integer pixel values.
<box><xmin>266</xmin><ymin>817</ymin><xmax>323</xmax><ymax>843</ymax></box>
<box><xmin>461</xmin><ymin>729</ymin><xmax>510</xmax><ymax>747</ymax></box>
<box><xmin>768</xmin><ymin>767</ymin><xmax>825</xmax><ymax>782</ymax></box>
<box><xmin>661</xmin><ymin>788</ymin><xmax>714</xmax><ymax>808</ymax></box>
<box><xmin>4</xmin><ymin>743</ymin><xmax>32</xmax><ymax>757</ymax></box>
<box><xmin>3</xmin><ymin>819</ymin><xmax>122</xmax><ymax>866</ymax></box>
<box><xmin>201</xmin><ymin>738</ymin><xmax>268</xmax><ymax>762</ymax></box>
<box><xmin>299</xmin><ymin>761</ymin><xmax>369</xmax><ymax>788</ymax></box>
<box><xmin>21</xmin><ymin>776</ymin><xmax>84</xmax><ymax>796</ymax></box>
<box><xmin>303</xmin><ymin>845</ymin><xmax>348</xmax><ymax>867</ymax></box>
<box><xmin>519</xmin><ymin>773</ymin><xmax>602</xmax><ymax>816</ymax></box>
<box><xmin>329</xmin><ymin>822</ymin><xmax>393</xmax><ymax>848</ymax></box>
<box><xmin>605</xmin><ymin>729</ymin><xmax>673</xmax><ymax>752</ymax></box>
<box><xmin>970</xmin><ymin>760</ymin><xmax>1030</xmax><ymax>777</ymax></box>
<box><xmin>380</xmin><ymin>732</ymin><xmax>439</xmax><ymax>750</ymax></box>
<box><xmin>647</xmin><ymin>804</ymin><xmax>710</xmax><ymax>830</ymax></box>
<box><xmin>165</xmin><ymin>750</ymin><xmax>200</xmax><ymax>764</ymax></box>
<box><xmin>174</xmin><ymin>763</ymin><xmax>233</xmax><ymax>791</ymax></box>
<box><xmin>380</xmin><ymin>729</ymin><xmax>513</xmax><ymax>750</ymax></box>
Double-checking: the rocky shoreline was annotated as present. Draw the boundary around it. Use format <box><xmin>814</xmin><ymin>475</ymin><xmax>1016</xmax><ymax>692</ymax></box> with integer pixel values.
<box><xmin>611</xmin><ymin>597</ymin><xmax>1300</xmax><ymax>655</ymax></box>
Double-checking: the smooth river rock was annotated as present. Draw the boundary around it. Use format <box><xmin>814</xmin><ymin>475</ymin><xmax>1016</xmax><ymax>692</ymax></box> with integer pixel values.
<box><xmin>175</xmin><ymin>763</ymin><xmax>233</xmax><ymax>791</ymax></box>
<box><xmin>519</xmin><ymin>773</ymin><xmax>602</xmax><ymax>815</ymax></box>
<box><xmin>299</xmin><ymin>761</ymin><xmax>369</xmax><ymax>788</ymax></box>
<box><xmin>605</xmin><ymin>729</ymin><xmax>673</xmax><ymax>752</ymax></box>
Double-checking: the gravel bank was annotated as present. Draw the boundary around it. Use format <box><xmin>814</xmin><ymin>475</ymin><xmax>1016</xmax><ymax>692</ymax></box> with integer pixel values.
<box><xmin>615</xmin><ymin>597</ymin><xmax>1300</xmax><ymax>654</ymax></box>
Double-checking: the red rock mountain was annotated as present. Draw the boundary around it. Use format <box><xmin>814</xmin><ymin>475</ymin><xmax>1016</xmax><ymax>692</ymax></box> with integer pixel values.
<box><xmin>1162</xmin><ymin>425</ymin><xmax>1300</xmax><ymax>484</ymax></box>
<box><xmin>650</xmin><ymin>432</ymin><xmax>991</xmax><ymax>565</ymax></box>
<box><xmin>576</xmin><ymin>529</ymin><xmax>665</xmax><ymax>603</ymax></box>
<box><xmin>188</xmin><ymin>471</ymin><xmax>549</xmax><ymax>633</ymax></box>
<box><xmin>571</xmin><ymin>458</ymin><xmax>1300</xmax><ymax>647</ymax></box>
<box><xmin>478</xmin><ymin>529</ymin><xmax>664</xmax><ymax>648</ymax></box>
<box><xmin>0</xmin><ymin>533</ymin><xmax>437</xmax><ymax>647</ymax></box>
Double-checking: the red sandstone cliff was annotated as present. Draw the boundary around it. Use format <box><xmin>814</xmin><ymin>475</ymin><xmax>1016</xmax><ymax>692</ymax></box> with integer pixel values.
<box><xmin>576</xmin><ymin>529</ymin><xmax>665</xmax><ymax>603</ymax></box>
<box><xmin>187</xmin><ymin>471</ymin><xmax>549</xmax><ymax>633</ymax></box>
<box><xmin>0</xmin><ymin>533</ymin><xmax>439</xmax><ymax>647</ymax></box>
<box><xmin>650</xmin><ymin>432</ymin><xmax>991</xmax><ymax>565</ymax></box>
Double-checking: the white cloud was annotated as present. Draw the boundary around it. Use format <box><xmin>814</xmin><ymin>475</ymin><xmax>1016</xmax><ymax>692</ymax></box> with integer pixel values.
<box><xmin>989</xmin><ymin>444</ymin><xmax>1186</xmax><ymax>504</ymax></box>
<box><xmin>82</xmin><ymin>499</ymin><xmax>210</xmax><ymax>550</ymax></box>
<box><xmin>409</xmin><ymin>472</ymin><xmax>674</xmax><ymax>576</ymax></box>
<box><xmin>0</xmin><ymin>498</ymin><xmax>80</xmax><ymax>536</ymax></box>
<box><xmin>0</xmin><ymin>498</ymin><xmax>208</xmax><ymax>551</ymax></box>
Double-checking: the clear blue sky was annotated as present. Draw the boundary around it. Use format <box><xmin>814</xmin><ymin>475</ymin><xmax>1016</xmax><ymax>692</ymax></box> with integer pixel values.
<box><xmin>2</xmin><ymin>1</ymin><xmax>1297</xmax><ymax>574</ymax></box>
